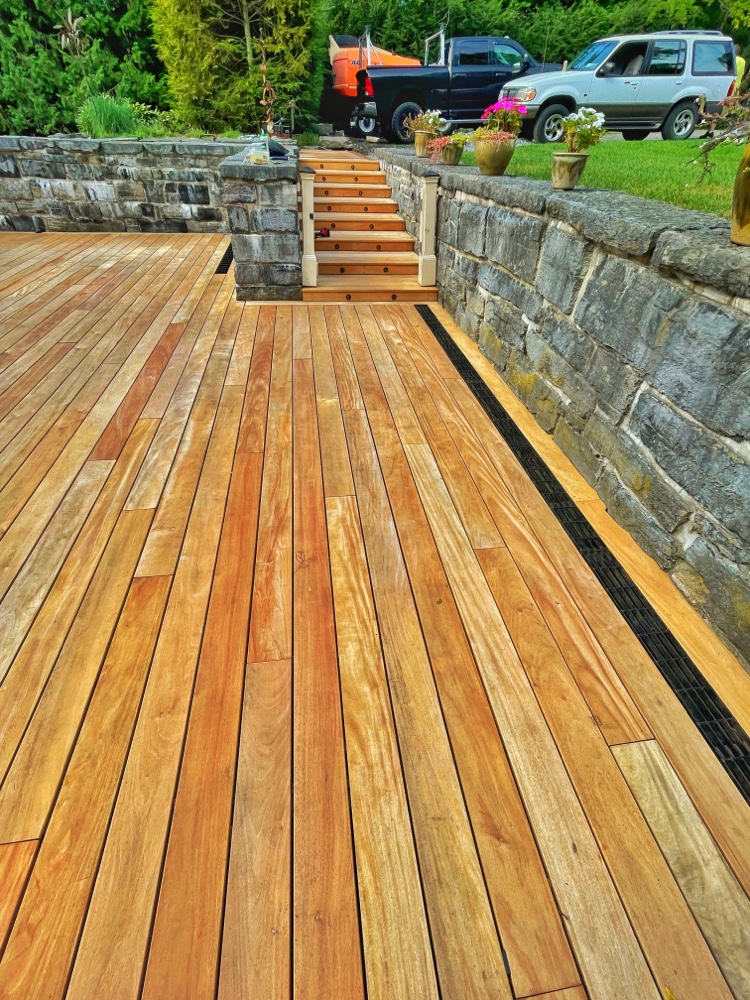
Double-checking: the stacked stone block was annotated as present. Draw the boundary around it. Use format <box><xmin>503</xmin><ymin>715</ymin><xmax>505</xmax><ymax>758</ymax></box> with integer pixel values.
<box><xmin>220</xmin><ymin>152</ymin><xmax>301</xmax><ymax>301</ymax></box>
<box><xmin>0</xmin><ymin>136</ymin><xmax>249</xmax><ymax>233</ymax></box>
<box><xmin>373</xmin><ymin>147</ymin><xmax>750</xmax><ymax>667</ymax></box>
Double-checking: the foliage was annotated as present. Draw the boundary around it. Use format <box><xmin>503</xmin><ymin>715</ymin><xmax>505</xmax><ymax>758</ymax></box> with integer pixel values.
<box><xmin>697</xmin><ymin>93</ymin><xmax>750</xmax><ymax>177</ymax></box>
<box><xmin>0</xmin><ymin>0</ymin><xmax>167</xmax><ymax>135</ymax></box>
<box><xmin>479</xmin><ymin>98</ymin><xmax>527</xmax><ymax>134</ymax></box>
<box><xmin>561</xmin><ymin>106</ymin><xmax>607</xmax><ymax>152</ymax></box>
<box><xmin>329</xmin><ymin>0</ymin><xmax>742</xmax><ymax>67</ymax></box>
<box><xmin>469</xmin><ymin>128</ymin><xmax>516</xmax><ymax>144</ymax></box>
<box><xmin>462</xmin><ymin>138</ymin><xmax>742</xmax><ymax>217</ymax></box>
<box><xmin>150</xmin><ymin>0</ymin><xmax>327</xmax><ymax>132</ymax></box>
<box><xmin>427</xmin><ymin>131</ymin><xmax>469</xmax><ymax>160</ymax></box>
<box><xmin>403</xmin><ymin>108</ymin><xmax>444</xmax><ymax>134</ymax></box>
<box><xmin>76</xmin><ymin>94</ymin><xmax>138</xmax><ymax>136</ymax></box>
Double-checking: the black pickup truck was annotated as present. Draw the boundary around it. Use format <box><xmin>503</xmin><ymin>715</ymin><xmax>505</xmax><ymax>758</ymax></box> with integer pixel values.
<box><xmin>353</xmin><ymin>36</ymin><xmax>561</xmax><ymax>141</ymax></box>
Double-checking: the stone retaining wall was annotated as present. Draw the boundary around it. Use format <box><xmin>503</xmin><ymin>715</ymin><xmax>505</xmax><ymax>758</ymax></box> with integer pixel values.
<box><xmin>219</xmin><ymin>148</ymin><xmax>301</xmax><ymax>300</ymax></box>
<box><xmin>0</xmin><ymin>136</ymin><xmax>250</xmax><ymax>233</ymax></box>
<box><xmin>374</xmin><ymin>147</ymin><xmax>750</xmax><ymax>667</ymax></box>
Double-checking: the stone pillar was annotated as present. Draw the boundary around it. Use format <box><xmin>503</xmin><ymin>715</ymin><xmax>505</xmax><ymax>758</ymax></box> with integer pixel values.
<box><xmin>219</xmin><ymin>149</ymin><xmax>301</xmax><ymax>300</ymax></box>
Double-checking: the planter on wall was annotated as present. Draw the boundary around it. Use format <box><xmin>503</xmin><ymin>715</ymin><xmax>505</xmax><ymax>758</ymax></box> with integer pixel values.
<box><xmin>441</xmin><ymin>143</ymin><xmax>463</xmax><ymax>166</ymax></box>
<box><xmin>551</xmin><ymin>151</ymin><xmax>589</xmax><ymax>190</ymax></box>
<box><xmin>414</xmin><ymin>131</ymin><xmax>432</xmax><ymax>157</ymax></box>
<box><xmin>732</xmin><ymin>142</ymin><xmax>750</xmax><ymax>245</ymax></box>
<box><xmin>474</xmin><ymin>137</ymin><xmax>515</xmax><ymax>176</ymax></box>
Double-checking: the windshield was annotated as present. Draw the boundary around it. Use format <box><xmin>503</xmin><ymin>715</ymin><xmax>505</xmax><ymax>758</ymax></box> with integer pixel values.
<box><xmin>568</xmin><ymin>39</ymin><xmax>617</xmax><ymax>70</ymax></box>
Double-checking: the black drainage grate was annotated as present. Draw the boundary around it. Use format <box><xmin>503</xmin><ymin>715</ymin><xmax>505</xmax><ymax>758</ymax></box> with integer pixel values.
<box><xmin>215</xmin><ymin>243</ymin><xmax>234</xmax><ymax>274</ymax></box>
<box><xmin>415</xmin><ymin>304</ymin><xmax>750</xmax><ymax>804</ymax></box>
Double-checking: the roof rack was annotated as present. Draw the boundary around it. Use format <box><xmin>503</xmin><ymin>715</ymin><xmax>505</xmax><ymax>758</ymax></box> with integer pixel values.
<box><xmin>660</xmin><ymin>29</ymin><xmax>725</xmax><ymax>35</ymax></box>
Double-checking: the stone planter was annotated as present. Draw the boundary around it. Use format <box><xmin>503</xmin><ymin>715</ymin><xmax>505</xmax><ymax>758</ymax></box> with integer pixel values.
<box><xmin>474</xmin><ymin>137</ymin><xmax>515</xmax><ymax>176</ymax></box>
<box><xmin>552</xmin><ymin>151</ymin><xmax>589</xmax><ymax>190</ymax></box>
<box><xmin>441</xmin><ymin>143</ymin><xmax>463</xmax><ymax>165</ymax></box>
<box><xmin>414</xmin><ymin>131</ymin><xmax>432</xmax><ymax>157</ymax></box>
<box><xmin>731</xmin><ymin>142</ymin><xmax>750</xmax><ymax>245</ymax></box>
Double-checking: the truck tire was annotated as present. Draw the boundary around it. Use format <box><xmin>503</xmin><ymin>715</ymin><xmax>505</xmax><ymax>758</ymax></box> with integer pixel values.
<box><xmin>661</xmin><ymin>102</ymin><xmax>697</xmax><ymax>140</ymax></box>
<box><xmin>390</xmin><ymin>101</ymin><xmax>423</xmax><ymax>143</ymax></box>
<box><xmin>351</xmin><ymin>115</ymin><xmax>379</xmax><ymax>139</ymax></box>
<box><xmin>533</xmin><ymin>104</ymin><xmax>569</xmax><ymax>143</ymax></box>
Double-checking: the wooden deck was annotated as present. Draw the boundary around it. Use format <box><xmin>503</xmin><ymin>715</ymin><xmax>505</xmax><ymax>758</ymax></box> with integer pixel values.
<box><xmin>0</xmin><ymin>232</ymin><xmax>748</xmax><ymax>1000</ymax></box>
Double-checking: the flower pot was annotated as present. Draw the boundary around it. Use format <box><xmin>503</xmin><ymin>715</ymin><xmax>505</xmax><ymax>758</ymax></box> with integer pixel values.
<box><xmin>414</xmin><ymin>130</ymin><xmax>431</xmax><ymax>157</ymax></box>
<box><xmin>474</xmin><ymin>137</ymin><xmax>516</xmax><ymax>176</ymax></box>
<box><xmin>441</xmin><ymin>143</ymin><xmax>463</xmax><ymax>165</ymax></box>
<box><xmin>552</xmin><ymin>151</ymin><xmax>589</xmax><ymax>190</ymax></box>
<box><xmin>732</xmin><ymin>142</ymin><xmax>750</xmax><ymax>245</ymax></box>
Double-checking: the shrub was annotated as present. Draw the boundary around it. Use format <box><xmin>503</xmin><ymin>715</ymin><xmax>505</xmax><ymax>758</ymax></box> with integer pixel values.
<box><xmin>76</xmin><ymin>94</ymin><xmax>138</xmax><ymax>137</ymax></box>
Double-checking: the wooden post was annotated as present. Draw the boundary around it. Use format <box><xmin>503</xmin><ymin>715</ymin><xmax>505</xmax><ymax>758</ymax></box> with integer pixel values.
<box><xmin>418</xmin><ymin>172</ymin><xmax>438</xmax><ymax>287</ymax></box>
<box><xmin>300</xmin><ymin>166</ymin><xmax>318</xmax><ymax>287</ymax></box>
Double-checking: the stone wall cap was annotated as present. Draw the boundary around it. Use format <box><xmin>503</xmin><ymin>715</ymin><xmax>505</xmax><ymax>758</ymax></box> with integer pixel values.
<box><xmin>0</xmin><ymin>137</ymin><xmax>21</xmax><ymax>150</ymax></box>
<box><xmin>219</xmin><ymin>151</ymin><xmax>299</xmax><ymax>181</ymax></box>
<box><xmin>653</xmin><ymin>227</ymin><xmax>750</xmax><ymax>297</ymax></box>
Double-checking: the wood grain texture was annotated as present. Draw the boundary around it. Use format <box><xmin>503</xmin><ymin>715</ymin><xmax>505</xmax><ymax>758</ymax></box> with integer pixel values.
<box><xmin>327</xmin><ymin>494</ymin><xmax>438</xmax><ymax>1000</ymax></box>
<box><xmin>479</xmin><ymin>545</ymin><xmax>734</xmax><ymax>1000</ymax></box>
<box><xmin>0</xmin><ymin>575</ymin><xmax>170</xmax><ymax>1000</ymax></box>
<box><xmin>348</xmin><ymin>308</ymin><xmax>578</xmax><ymax>997</ymax></box>
<box><xmin>219</xmin><ymin>660</ymin><xmax>291</xmax><ymax>1000</ymax></box>
<box><xmin>330</xmin><ymin>307</ymin><xmax>512</xmax><ymax>1000</ymax></box>
<box><xmin>292</xmin><ymin>357</ymin><xmax>364</xmax><ymax>1000</ymax></box>
<box><xmin>614</xmin><ymin>740</ymin><xmax>750</xmax><ymax>1000</ymax></box>
<box><xmin>0</xmin><ymin>841</ymin><xmax>36</xmax><ymax>951</ymax></box>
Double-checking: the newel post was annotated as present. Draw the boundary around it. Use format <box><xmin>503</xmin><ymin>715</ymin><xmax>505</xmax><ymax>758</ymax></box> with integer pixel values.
<box><xmin>418</xmin><ymin>171</ymin><xmax>439</xmax><ymax>287</ymax></box>
<box><xmin>300</xmin><ymin>166</ymin><xmax>318</xmax><ymax>287</ymax></box>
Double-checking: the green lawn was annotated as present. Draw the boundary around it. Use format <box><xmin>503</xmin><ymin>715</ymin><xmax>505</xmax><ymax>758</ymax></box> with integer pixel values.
<box><xmin>461</xmin><ymin>139</ymin><xmax>741</xmax><ymax>218</ymax></box>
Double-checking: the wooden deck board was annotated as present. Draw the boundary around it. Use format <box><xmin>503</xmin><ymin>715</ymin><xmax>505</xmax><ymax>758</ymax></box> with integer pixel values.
<box><xmin>0</xmin><ymin>233</ymin><xmax>747</xmax><ymax>1000</ymax></box>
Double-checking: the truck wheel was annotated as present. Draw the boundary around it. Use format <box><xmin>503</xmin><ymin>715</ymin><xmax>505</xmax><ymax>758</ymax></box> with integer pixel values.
<box><xmin>661</xmin><ymin>102</ymin><xmax>697</xmax><ymax>140</ymax></box>
<box><xmin>622</xmin><ymin>130</ymin><xmax>651</xmax><ymax>140</ymax></box>
<box><xmin>533</xmin><ymin>104</ymin><xmax>569</xmax><ymax>144</ymax></box>
<box><xmin>351</xmin><ymin>116</ymin><xmax>379</xmax><ymax>139</ymax></box>
<box><xmin>390</xmin><ymin>101</ymin><xmax>423</xmax><ymax>143</ymax></box>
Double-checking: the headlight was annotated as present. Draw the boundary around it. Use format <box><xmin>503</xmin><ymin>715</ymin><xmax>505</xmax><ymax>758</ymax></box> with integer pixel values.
<box><xmin>513</xmin><ymin>87</ymin><xmax>537</xmax><ymax>102</ymax></box>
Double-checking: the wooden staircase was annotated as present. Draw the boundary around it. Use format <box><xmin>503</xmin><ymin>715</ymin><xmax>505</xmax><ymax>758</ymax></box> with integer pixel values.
<box><xmin>299</xmin><ymin>149</ymin><xmax>437</xmax><ymax>303</ymax></box>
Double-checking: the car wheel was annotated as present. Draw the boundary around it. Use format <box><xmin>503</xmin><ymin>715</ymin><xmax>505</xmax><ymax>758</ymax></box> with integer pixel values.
<box><xmin>622</xmin><ymin>129</ymin><xmax>651</xmax><ymax>141</ymax></box>
<box><xmin>533</xmin><ymin>104</ymin><xmax>569</xmax><ymax>143</ymax></box>
<box><xmin>351</xmin><ymin>116</ymin><xmax>379</xmax><ymax>139</ymax></box>
<box><xmin>390</xmin><ymin>101</ymin><xmax>423</xmax><ymax>144</ymax></box>
<box><xmin>661</xmin><ymin>102</ymin><xmax>697</xmax><ymax>141</ymax></box>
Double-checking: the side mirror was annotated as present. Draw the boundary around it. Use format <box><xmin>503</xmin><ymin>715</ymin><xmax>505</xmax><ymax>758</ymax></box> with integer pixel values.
<box><xmin>521</xmin><ymin>57</ymin><xmax>532</xmax><ymax>72</ymax></box>
<box><xmin>599</xmin><ymin>60</ymin><xmax>616</xmax><ymax>76</ymax></box>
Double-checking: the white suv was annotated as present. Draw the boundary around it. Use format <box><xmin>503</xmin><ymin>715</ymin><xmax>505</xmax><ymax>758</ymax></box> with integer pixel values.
<box><xmin>501</xmin><ymin>31</ymin><xmax>736</xmax><ymax>142</ymax></box>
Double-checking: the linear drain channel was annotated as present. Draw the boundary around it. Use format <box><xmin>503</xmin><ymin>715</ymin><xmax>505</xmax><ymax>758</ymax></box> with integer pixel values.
<box><xmin>215</xmin><ymin>243</ymin><xmax>234</xmax><ymax>274</ymax></box>
<box><xmin>415</xmin><ymin>303</ymin><xmax>750</xmax><ymax>803</ymax></box>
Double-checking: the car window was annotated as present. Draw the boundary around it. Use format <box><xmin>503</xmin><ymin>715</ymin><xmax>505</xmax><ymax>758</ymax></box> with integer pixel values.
<box><xmin>492</xmin><ymin>42</ymin><xmax>523</xmax><ymax>68</ymax></box>
<box><xmin>606</xmin><ymin>41</ymin><xmax>648</xmax><ymax>76</ymax></box>
<box><xmin>693</xmin><ymin>40</ymin><xmax>734</xmax><ymax>75</ymax></box>
<box><xmin>568</xmin><ymin>40</ymin><xmax>617</xmax><ymax>70</ymax></box>
<box><xmin>648</xmin><ymin>40</ymin><xmax>686</xmax><ymax>75</ymax></box>
<box><xmin>457</xmin><ymin>39</ymin><xmax>489</xmax><ymax>66</ymax></box>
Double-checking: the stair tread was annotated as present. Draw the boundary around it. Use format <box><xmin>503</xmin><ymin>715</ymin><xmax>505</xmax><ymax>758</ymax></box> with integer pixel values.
<box><xmin>314</xmin><ymin>275</ymin><xmax>428</xmax><ymax>288</ymax></box>
<box><xmin>311</xmin><ymin>212</ymin><xmax>404</xmax><ymax>222</ymax></box>
<box><xmin>313</xmin><ymin>197</ymin><xmax>396</xmax><ymax>204</ymax></box>
<box><xmin>315</xmin><ymin>228</ymin><xmax>412</xmax><ymax>238</ymax></box>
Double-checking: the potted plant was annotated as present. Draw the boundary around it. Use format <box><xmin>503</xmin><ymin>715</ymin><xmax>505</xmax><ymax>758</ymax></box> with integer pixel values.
<box><xmin>470</xmin><ymin>98</ymin><xmax>527</xmax><ymax>176</ymax></box>
<box><xmin>404</xmin><ymin>110</ymin><xmax>445</xmax><ymax>157</ymax></box>
<box><xmin>552</xmin><ymin>107</ymin><xmax>606</xmax><ymax>190</ymax></box>
<box><xmin>698</xmin><ymin>94</ymin><xmax>750</xmax><ymax>245</ymax></box>
<box><xmin>428</xmin><ymin>132</ymin><xmax>469</xmax><ymax>165</ymax></box>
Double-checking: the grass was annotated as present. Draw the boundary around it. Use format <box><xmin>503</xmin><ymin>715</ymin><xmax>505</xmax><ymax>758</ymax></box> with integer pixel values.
<box><xmin>461</xmin><ymin>139</ymin><xmax>742</xmax><ymax>218</ymax></box>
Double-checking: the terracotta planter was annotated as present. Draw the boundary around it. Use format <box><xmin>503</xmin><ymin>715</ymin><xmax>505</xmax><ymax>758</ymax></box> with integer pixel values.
<box><xmin>441</xmin><ymin>143</ymin><xmax>463</xmax><ymax>165</ymax></box>
<box><xmin>732</xmin><ymin>142</ymin><xmax>750</xmax><ymax>245</ymax></box>
<box><xmin>414</xmin><ymin>130</ymin><xmax>431</xmax><ymax>157</ymax></box>
<box><xmin>552</xmin><ymin>151</ymin><xmax>589</xmax><ymax>190</ymax></box>
<box><xmin>474</xmin><ymin>137</ymin><xmax>516</xmax><ymax>176</ymax></box>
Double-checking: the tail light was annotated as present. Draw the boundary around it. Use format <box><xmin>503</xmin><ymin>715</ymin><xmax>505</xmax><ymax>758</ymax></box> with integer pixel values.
<box><xmin>364</xmin><ymin>75</ymin><xmax>374</xmax><ymax>97</ymax></box>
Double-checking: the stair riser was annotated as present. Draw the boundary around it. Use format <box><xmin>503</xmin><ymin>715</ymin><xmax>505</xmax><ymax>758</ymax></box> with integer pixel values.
<box><xmin>303</xmin><ymin>288</ymin><xmax>438</xmax><ymax>302</ymax></box>
<box><xmin>313</xmin><ymin>218</ymin><xmax>406</xmax><ymax>232</ymax></box>
<box><xmin>304</xmin><ymin>158</ymin><xmax>380</xmax><ymax>171</ymax></box>
<box><xmin>316</xmin><ymin>240</ymin><xmax>414</xmax><ymax>253</ymax></box>
<box><xmin>313</xmin><ymin>172</ymin><xmax>386</xmax><ymax>184</ymax></box>
<box><xmin>313</xmin><ymin>202</ymin><xmax>397</xmax><ymax>214</ymax></box>
<box><xmin>313</xmin><ymin>185</ymin><xmax>391</xmax><ymax>198</ymax></box>
<box><xmin>319</xmin><ymin>263</ymin><xmax>418</xmax><ymax>275</ymax></box>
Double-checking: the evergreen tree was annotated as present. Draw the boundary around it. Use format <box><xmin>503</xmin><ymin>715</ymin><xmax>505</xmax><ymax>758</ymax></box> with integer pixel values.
<box><xmin>0</xmin><ymin>0</ymin><xmax>167</xmax><ymax>134</ymax></box>
<box><xmin>151</xmin><ymin>0</ymin><xmax>325</xmax><ymax>131</ymax></box>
